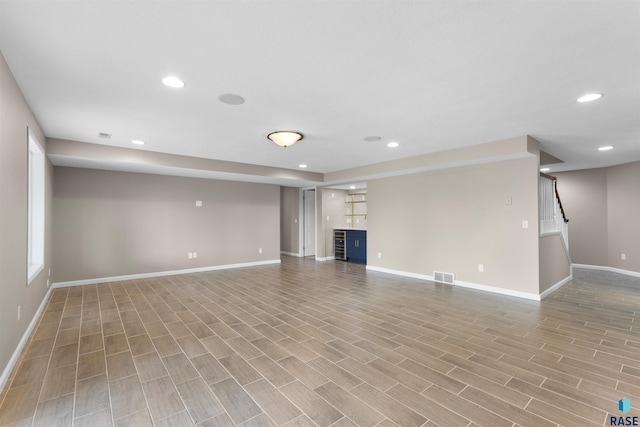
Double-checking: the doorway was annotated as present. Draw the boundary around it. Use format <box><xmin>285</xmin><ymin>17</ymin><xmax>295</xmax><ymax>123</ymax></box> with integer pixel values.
<box><xmin>303</xmin><ymin>189</ymin><xmax>316</xmax><ymax>257</ymax></box>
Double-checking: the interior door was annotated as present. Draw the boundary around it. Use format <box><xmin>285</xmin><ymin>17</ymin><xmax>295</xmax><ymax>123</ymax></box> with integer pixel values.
<box><xmin>303</xmin><ymin>189</ymin><xmax>316</xmax><ymax>257</ymax></box>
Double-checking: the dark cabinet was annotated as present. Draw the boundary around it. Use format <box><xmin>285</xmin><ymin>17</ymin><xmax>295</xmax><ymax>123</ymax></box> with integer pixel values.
<box><xmin>335</xmin><ymin>229</ymin><xmax>366</xmax><ymax>264</ymax></box>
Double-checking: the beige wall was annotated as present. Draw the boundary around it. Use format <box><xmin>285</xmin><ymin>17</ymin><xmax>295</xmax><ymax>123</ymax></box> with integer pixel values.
<box><xmin>0</xmin><ymin>52</ymin><xmax>52</xmax><ymax>380</ymax></box>
<box><xmin>53</xmin><ymin>167</ymin><xmax>280</xmax><ymax>282</ymax></box>
<box><xmin>553</xmin><ymin>168</ymin><xmax>608</xmax><ymax>266</ymax></box>
<box><xmin>318</xmin><ymin>188</ymin><xmax>349</xmax><ymax>258</ymax></box>
<box><xmin>280</xmin><ymin>186</ymin><xmax>300</xmax><ymax>255</ymax></box>
<box><xmin>539</xmin><ymin>233</ymin><xmax>571</xmax><ymax>293</ymax></box>
<box><xmin>555</xmin><ymin>162</ymin><xmax>640</xmax><ymax>273</ymax></box>
<box><xmin>367</xmin><ymin>157</ymin><xmax>540</xmax><ymax>295</ymax></box>
<box><xmin>606</xmin><ymin>162</ymin><xmax>640</xmax><ymax>272</ymax></box>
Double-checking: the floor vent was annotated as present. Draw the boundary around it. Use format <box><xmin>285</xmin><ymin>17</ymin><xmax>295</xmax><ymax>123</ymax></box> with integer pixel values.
<box><xmin>433</xmin><ymin>271</ymin><xmax>455</xmax><ymax>285</ymax></box>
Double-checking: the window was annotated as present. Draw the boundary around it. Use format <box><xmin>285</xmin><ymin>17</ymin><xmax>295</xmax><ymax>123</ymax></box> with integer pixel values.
<box><xmin>27</xmin><ymin>127</ymin><xmax>45</xmax><ymax>285</ymax></box>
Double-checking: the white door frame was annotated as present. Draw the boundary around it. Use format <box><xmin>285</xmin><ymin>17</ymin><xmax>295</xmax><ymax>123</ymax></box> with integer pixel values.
<box><xmin>302</xmin><ymin>188</ymin><xmax>316</xmax><ymax>257</ymax></box>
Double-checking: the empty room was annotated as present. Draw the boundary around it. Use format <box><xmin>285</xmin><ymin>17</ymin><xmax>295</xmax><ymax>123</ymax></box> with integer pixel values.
<box><xmin>1</xmin><ymin>1</ymin><xmax>639</xmax><ymax>426</ymax></box>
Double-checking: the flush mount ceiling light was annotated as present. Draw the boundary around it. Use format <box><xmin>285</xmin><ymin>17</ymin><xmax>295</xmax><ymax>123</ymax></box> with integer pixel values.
<box><xmin>218</xmin><ymin>93</ymin><xmax>245</xmax><ymax>105</ymax></box>
<box><xmin>298</xmin><ymin>164</ymin><xmax>307</xmax><ymax>168</ymax></box>
<box><xmin>267</xmin><ymin>131</ymin><xmax>303</xmax><ymax>148</ymax></box>
<box><xmin>131</xmin><ymin>140</ymin><xmax>146</xmax><ymax>145</ymax></box>
<box><xmin>598</xmin><ymin>146</ymin><xmax>613</xmax><ymax>151</ymax></box>
<box><xmin>162</xmin><ymin>76</ymin><xmax>185</xmax><ymax>88</ymax></box>
<box><xmin>540</xmin><ymin>167</ymin><xmax>550</xmax><ymax>172</ymax></box>
<box><xmin>577</xmin><ymin>93</ymin><xmax>603</xmax><ymax>103</ymax></box>
<box><xmin>387</xmin><ymin>142</ymin><xmax>399</xmax><ymax>148</ymax></box>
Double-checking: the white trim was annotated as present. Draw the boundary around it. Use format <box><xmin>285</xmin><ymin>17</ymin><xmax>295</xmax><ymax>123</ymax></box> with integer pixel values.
<box><xmin>454</xmin><ymin>280</ymin><xmax>541</xmax><ymax>301</ymax></box>
<box><xmin>539</xmin><ymin>274</ymin><xmax>573</xmax><ymax>300</ymax></box>
<box><xmin>280</xmin><ymin>251</ymin><xmax>303</xmax><ymax>257</ymax></box>
<box><xmin>572</xmin><ymin>264</ymin><xmax>640</xmax><ymax>278</ymax></box>
<box><xmin>366</xmin><ymin>266</ymin><xmax>434</xmax><ymax>282</ymax></box>
<box><xmin>52</xmin><ymin>259</ymin><xmax>281</xmax><ymax>288</ymax></box>
<box><xmin>315</xmin><ymin>256</ymin><xmax>335</xmax><ymax>262</ymax></box>
<box><xmin>0</xmin><ymin>286</ymin><xmax>53</xmax><ymax>394</ymax></box>
<box><xmin>366</xmin><ymin>266</ymin><xmax>541</xmax><ymax>301</ymax></box>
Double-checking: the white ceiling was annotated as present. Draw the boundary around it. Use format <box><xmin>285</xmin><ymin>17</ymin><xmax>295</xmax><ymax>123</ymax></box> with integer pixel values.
<box><xmin>1</xmin><ymin>1</ymin><xmax>639</xmax><ymax>184</ymax></box>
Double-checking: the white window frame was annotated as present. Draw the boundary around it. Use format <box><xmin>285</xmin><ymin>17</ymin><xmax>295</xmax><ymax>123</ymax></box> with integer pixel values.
<box><xmin>27</xmin><ymin>127</ymin><xmax>45</xmax><ymax>285</ymax></box>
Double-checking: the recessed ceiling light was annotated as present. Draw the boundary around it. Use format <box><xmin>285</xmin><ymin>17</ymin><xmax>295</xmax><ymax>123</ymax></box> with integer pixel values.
<box><xmin>387</xmin><ymin>142</ymin><xmax>399</xmax><ymax>148</ymax></box>
<box><xmin>540</xmin><ymin>167</ymin><xmax>550</xmax><ymax>172</ymax></box>
<box><xmin>131</xmin><ymin>140</ymin><xmax>146</xmax><ymax>145</ymax></box>
<box><xmin>364</xmin><ymin>136</ymin><xmax>381</xmax><ymax>142</ymax></box>
<box><xmin>298</xmin><ymin>164</ymin><xmax>307</xmax><ymax>168</ymax></box>
<box><xmin>577</xmin><ymin>93</ymin><xmax>603</xmax><ymax>103</ymax></box>
<box><xmin>598</xmin><ymin>146</ymin><xmax>613</xmax><ymax>151</ymax></box>
<box><xmin>218</xmin><ymin>94</ymin><xmax>245</xmax><ymax>105</ymax></box>
<box><xmin>162</xmin><ymin>76</ymin><xmax>185</xmax><ymax>88</ymax></box>
<box><xmin>350</xmin><ymin>186</ymin><xmax>356</xmax><ymax>189</ymax></box>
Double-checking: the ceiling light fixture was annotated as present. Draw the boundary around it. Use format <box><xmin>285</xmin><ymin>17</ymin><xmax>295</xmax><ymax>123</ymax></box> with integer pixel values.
<box><xmin>218</xmin><ymin>94</ymin><xmax>245</xmax><ymax>105</ymax></box>
<box><xmin>131</xmin><ymin>140</ymin><xmax>146</xmax><ymax>145</ymax></box>
<box><xmin>577</xmin><ymin>93</ymin><xmax>603</xmax><ymax>103</ymax></box>
<box><xmin>598</xmin><ymin>146</ymin><xmax>613</xmax><ymax>151</ymax></box>
<box><xmin>540</xmin><ymin>167</ymin><xmax>550</xmax><ymax>172</ymax></box>
<box><xmin>387</xmin><ymin>142</ymin><xmax>399</xmax><ymax>148</ymax></box>
<box><xmin>267</xmin><ymin>131</ymin><xmax>303</xmax><ymax>148</ymax></box>
<box><xmin>162</xmin><ymin>76</ymin><xmax>185</xmax><ymax>88</ymax></box>
<box><xmin>299</xmin><ymin>164</ymin><xmax>307</xmax><ymax>168</ymax></box>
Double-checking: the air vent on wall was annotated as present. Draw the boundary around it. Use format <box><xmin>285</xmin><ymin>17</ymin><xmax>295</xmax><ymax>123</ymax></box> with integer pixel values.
<box><xmin>433</xmin><ymin>271</ymin><xmax>455</xmax><ymax>285</ymax></box>
<box><xmin>98</xmin><ymin>132</ymin><xmax>111</xmax><ymax>139</ymax></box>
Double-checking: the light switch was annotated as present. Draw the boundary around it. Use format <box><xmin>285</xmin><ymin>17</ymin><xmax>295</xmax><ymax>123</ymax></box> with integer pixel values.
<box><xmin>522</xmin><ymin>220</ymin><xmax>529</xmax><ymax>229</ymax></box>
<box><xmin>195</xmin><ymin>200</ymin><xmax>202</xmax><ymax>207</ymax></box>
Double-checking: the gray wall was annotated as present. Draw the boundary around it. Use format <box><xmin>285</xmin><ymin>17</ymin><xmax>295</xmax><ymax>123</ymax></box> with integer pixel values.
<box><xmin>555</xmin><ymin>161</ymin><xmax>640</xmax><ymax>273</ymax></box>
<box><xmin>553</xmin><ymin>168</ymin><xmax>608</xmax><ymax>266</ymax></box>
<box><xmin>367</xmin><ymin>157</ymin><xmax>540</xmax><ymax>295</ymax></box>
<box><xmin>0</xmin><ymin>52</ymin><xmax>53</xmax><ymax>378</ymax></box>
<box><xmin>280</xmin><ymin>186</ymin><xmax>300</xmax><ymax>255</ymax></box>
<box><xmin>318</xmin><ymin>188</ymin><xmax>349</xmax><ymax>258</ymax></box>
<box><xmin>539</xmin><ymin>233</ymin><xmax>571</xmax><ymax>293</ymax></box>
<box><xmin>53</xmin><ymin>167</ymin><xmax>280</xmax><ymax>282</ymax></box>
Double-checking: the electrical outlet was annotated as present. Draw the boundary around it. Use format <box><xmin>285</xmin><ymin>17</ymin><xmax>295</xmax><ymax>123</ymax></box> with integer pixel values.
<box><xmin>622</xmin><ymin>253</ymin><xmax>626</xmax><ymax>260</ymax></box>
<box><xmin>326</xmin><ymin>216</ymin><xmax>330</xmax><ymax>221</ymax></box>
<box><xmin>17</xmin><ymin>306</ymin><xmax>21</xmax><ymax>321</ymax></box>
<box><xmin>258</xmin><ymin>248</ymin><xmax>262</xmax><ymax>254</ymax></box>
<box><xmin>294</xmin><ymin>218</ymin><xmax>297</xmax><ymax>223</ymax></box>
<box><xmin>47</xmin><ymin>279</ymin><xmax>50</xmax><ymax>288</ymax></box>
<box><xmin>188</xmin><ymin>252</ymin><xmax>193</xmax><ymax>259</ymax></box>
<box><xmin>356</xmin><ymin>218</ymin><xmax>360</xmax><ymax>223</ymax></box>
<box><xmin>193</xmin><ymin>252</ymin><xmax>197</xmax><ymax>259</ymax></box>
<box><xmin>378</xmin><ymin>252</ymin><xmax>382</xmax><ymax>259</ymax></box>
<box><xmin>478</xmin><ymin>264</ymin><xmax>484</xmax><ymax>272</ymax></box>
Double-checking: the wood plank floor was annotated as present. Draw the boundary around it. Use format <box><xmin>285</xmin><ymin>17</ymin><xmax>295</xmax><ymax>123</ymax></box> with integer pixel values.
<box><xmin>1</xmin><ymin>257</ymin><xmax>639</xmax><ymax>426</ymax></box>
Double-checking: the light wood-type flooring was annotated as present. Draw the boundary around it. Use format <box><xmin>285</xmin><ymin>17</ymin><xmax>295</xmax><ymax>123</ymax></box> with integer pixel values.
<box><xmin>1</xmin><ymin>256</ymin><xmax>639</xmax><ymax>426</ymax></box>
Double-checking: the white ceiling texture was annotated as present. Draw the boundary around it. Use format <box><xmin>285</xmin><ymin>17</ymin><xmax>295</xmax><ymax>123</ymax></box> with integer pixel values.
<box><xmin>1</xmin><ymin>1</ymin><xmax>638</xmax><ymax>186</ymax></box>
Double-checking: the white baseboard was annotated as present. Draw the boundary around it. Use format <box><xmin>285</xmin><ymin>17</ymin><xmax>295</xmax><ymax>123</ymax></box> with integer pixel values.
<box><xmin>0</xmin><ymin>286</ymin><xmax>53</xmax><ymax>395</ymax></box>
<box><xmin>366</xmin><ymin>266</ymin><xmax>434</xmax><ymax>282</ymax></box>
<box><xmin>454</xmin><ymin>280</ymin><xmax>541</xmax><ymax>301</ymax></box>
<box><xmin>280</xmin><ymin>251</ymin><xmax>303</xmax><ymax>257</ymax></box>
<box><xmin>315</xmin><ymin>256</ymin><xmax>335</xmax><ymax>262</ymax></box>
<box><xmin>52</xmin><ymin>259</ymin><xmax>282</xmax><ymax>288</ymax></box>
<box><xmin>366</xmin><ymin>266</ymin><xmax>541</xmax><ymax>301</ymax></box>
<box><xmin>572</xmin><ymin>264</ymin><xmax>640</xmax><ymax>278</ymax></box>
<box><xmin>539</xmin><ymin>274</ymin><xmax>573</xmax><ymax>300</ymax></box>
